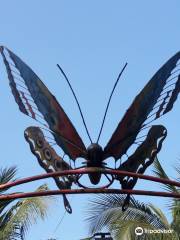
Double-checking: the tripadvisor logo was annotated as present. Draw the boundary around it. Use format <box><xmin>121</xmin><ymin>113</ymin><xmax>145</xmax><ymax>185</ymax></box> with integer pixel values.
<box><xmin>135</xmin><ymin>227</ymin><xmax>174</xmax><ymax>236</ymax></box>
<box><xmin>135</xmin><ymin>227</ymin><xmax>144</xmax><ymax>236</ymax></box>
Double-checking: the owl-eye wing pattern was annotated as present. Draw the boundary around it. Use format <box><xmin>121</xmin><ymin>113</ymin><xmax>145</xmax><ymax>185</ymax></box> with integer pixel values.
<box><xmin>104</xmin><ymin>52</ymin><xmax>180</xmax><ymax>160</ymax></box>
<box><xmin>24</xmin><ymin>126</ymin><xmax>75</xmax><ymax>213</ymax></box>
<box><xmin>0</xmin><ymin>46</ymin><xmax>86</xmax><ymax>160</ymax></box>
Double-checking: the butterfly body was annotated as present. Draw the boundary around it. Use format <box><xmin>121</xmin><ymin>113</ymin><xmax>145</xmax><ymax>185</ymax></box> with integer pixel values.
<box><xmin>86</xmin><ymin>143</ymin><xmax>104</xmax><ymax>184</ymax></box>
<box><xmin>1</xmin><ymin>46</ymin><xmax>180</xmax><ymax>212</ymax></box>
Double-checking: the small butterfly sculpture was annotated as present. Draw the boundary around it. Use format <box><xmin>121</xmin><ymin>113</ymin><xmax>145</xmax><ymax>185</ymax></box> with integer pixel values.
<box><xmin>1</xmin><ymin>46</ymin><xmax>180</xmax><ymax>213</ymax></box>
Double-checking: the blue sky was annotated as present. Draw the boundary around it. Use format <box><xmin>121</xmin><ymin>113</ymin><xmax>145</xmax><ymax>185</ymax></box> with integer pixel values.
<box><xmin>0</xmin><ymin>1</ymin><xmax>180</xmax><ymax>239</ymax></box>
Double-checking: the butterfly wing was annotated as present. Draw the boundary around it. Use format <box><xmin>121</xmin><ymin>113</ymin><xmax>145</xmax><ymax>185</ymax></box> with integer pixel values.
<box><xmin>117</xmin><ymin>125</ymin><xmax>167</xmax><ymax>189</ymax></box>
<box><xmin>24</xmin><ymin>126</ymin><xmax>75</xmax><ymax>213</ymax></box>
<box><xmin>0</xmin><ymin>46</ymin><xmax>87</xmax><ymax>160</ymax></box>
<box><xmin>117</xmin><ymin>124</ymin><xmax>167</xmax><ymax>211</ymax></box>
<box><xmin>104</xmin><ymin>51</ymin><xmax>180</xmax><ymax>160</ymax></box>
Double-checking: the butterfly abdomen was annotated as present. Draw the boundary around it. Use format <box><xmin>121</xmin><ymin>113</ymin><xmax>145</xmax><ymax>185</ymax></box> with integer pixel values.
<box><xmin>87</xmin><ymin>143</ymin><xmax>104</xmax><ymax>184</ymax></box>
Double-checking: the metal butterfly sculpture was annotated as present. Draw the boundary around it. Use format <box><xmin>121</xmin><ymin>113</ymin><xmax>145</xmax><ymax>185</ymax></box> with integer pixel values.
<box><xmin>1</xmin><ymin>46</ymin><xmax>180</xmax><ymax>213</ymax></box>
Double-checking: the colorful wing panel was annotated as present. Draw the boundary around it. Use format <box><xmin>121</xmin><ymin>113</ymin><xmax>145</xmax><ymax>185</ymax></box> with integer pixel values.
<box><xmin>0</xmin><ymin>46</ymin><xmax>87</xmax><ymax>160</ymax></box>
<box><xmin>24</xmin><ymin>126</ymin><xmax>75</xmax><ymax>213</ymax></box>
<box><xmin>104</xmin><ymin>52</ymin><xmax>180</xmax><ymax>160</ymax></box>
<box><xmin>117</xmin><ymin>125</ymin><xmax>167</xmax><ymax>189</ymax></box>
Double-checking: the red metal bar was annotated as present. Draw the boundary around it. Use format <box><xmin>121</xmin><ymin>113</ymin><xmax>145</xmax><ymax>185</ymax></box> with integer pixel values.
<box><xmin>0</xmin><ymin>188</ymin><xmax>179</xmax><ymax>201</ymax></box>
<box><xmin>0</xmin><ymin>168</ymin><xmax>179</xmax><ymax>190</ymax></box>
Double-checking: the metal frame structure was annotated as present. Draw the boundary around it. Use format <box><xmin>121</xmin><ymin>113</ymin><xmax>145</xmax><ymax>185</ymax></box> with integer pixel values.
<box><xmin>0</xmin><ymin>167</ymin><xmax>179</xmax><ymax>201</ymax></box>
<box><xmin>0</xmin><ymin>47</ymin><xmax>180</xmax><ymax>213</ymax></box>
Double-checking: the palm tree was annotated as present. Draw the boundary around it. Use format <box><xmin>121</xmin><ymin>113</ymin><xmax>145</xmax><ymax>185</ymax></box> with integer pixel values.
<box><xmin>85</xmin><ymin>158</ymin><xmax>180</xmax><ymax>240</ymax></box>
<box><xmin>0</xmin><ymin>166</ymin><xmax>55</xmax><ymax>240</ymax></box>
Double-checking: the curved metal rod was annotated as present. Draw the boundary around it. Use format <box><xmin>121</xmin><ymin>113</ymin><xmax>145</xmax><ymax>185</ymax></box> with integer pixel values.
<box><xmin>0</xmin><ymin>188</ymin><xmax>179</xmax><ymax>201</ymax></box>
<box><xmin>76</xmin><ymin>173</ymin><xmax>114</xmax><ymax>189</ymax></box>
<box><xmin>0</xmin><ymin>168</ymin><xmax>180</xmax><ymax>190</ymax></box>
<box><xmin>57</xmin><ymin>64</ymin><xmax>93</xmax><ymax>144</ymax></box>
<box><xmin>96</xmin><ymin>63</ymin><xmax>128</xmax><ymax>143</ymax></box>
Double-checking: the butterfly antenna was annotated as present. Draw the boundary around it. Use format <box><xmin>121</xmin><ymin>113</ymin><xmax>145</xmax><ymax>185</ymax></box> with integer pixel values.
<box><xmin>57</xmin><ymin>64</ymin><xmax>93</xmax><ymax>144</ymax></box>
<box><xmin>96</xmin><ymin>63</ymin><xmax>128</xmax><ymax>143</ymax></box>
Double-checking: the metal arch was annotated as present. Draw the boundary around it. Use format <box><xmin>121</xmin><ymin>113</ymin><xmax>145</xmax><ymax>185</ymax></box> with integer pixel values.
<box><xmin>0</xmin><ymin>189</ymin><xmax>179</xmax><ymax>201</ymax></box>
<box><xmin>0</xmin><ymin>168</ymin><xmax>180</xmax><ymax>190</ymax></box>
<box><xmin>0</xmin><ymin>167</ymin><xmax>179</xmax><ymax>201</ymax></box>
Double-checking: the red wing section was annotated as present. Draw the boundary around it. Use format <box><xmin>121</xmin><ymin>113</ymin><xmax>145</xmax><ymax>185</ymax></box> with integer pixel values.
<box><xmin>0</xmin><ymin>46</ymin><xmax>86</xmax><ymax>160</ymax></box>
<box><xmin>104</xmin><ymin>52</ymin><xmax>180</xmax><ymax>160</ymax></box>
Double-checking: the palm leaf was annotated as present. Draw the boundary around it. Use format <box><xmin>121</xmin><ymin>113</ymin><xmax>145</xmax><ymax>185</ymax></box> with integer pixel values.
<box><xmin>110</xmin><ymin>219</ymin><xmax>158</xmax><ymax>240</ymax></box>
<box><xmin>0</xmin><ymin>166</ymin><xmax>17</xmax><ymax>194</ymax></box>
<box><xmin>153</xmin><ymin>157</ymin><xmax>178</xmax><ymax>193</ymax></box>
<box><xmin>173</xmin><ymin>160</ymin><xmax>180</xmax><ymax>183</ymax></box>
<box><xmin>0</xmin><ymin>184</ymin><xmax>55</xmax><ymax>240</ymax></box>
<box><xmin>148</xmin><ymin>204</ymin><xmax>169</xmax><ymax>227</ymax></box>
<box><xmin>85</xmin><ymin>194</ymin><xmax>167</xmax><ymax>235</ymax></box>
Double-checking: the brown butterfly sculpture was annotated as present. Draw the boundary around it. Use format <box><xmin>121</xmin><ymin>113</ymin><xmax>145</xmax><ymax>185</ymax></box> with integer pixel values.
<box><xmin>1</xmin><ymin>46</ymin><xmax>180</xmax><ymax>213</ymax></box>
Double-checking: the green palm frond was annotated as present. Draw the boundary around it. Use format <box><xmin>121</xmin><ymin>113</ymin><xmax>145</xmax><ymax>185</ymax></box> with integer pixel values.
<box><xmin>0</xmin><ymin>183</ymin><xmax>54</xmax><ymax>240</ymax></box>
<box><xmin>174</xmin><ymin>166</ymin><xmax>180</xmax><ymax>176</ymax></box>
<box><xmin>174</xmin><ymin>160</ymin><xmax>180</xmax><ymax>183</ymax></box>
<box><xmin>148</xmin><ymin>204</ymin><xmax>169</xmax><ymax>227</ymax></box>
<box><xmin>0</xmin><ymin>166</ymin><xmax>17</xmax><ymax>193</ymax></box>
<box><xmin>153</xmin><ymin>157</ymin><xmax>177</xmax><ymax>193</ymax></box>
<box><xmin>85</xmin><ymin>156</ymin><xmax>180</xmax><ymax>239</ymax></box>
<box><xmin>0</xmin><ymin>199</ymin><xmax>14</xmax><ymax>214</ymax></box>
<box><xmin>0</xmin><ymin>207</ymin><xmax>15</xmax><ymax>230</ymax></box>
<box><xmin>110</xmin><ymin>219</ymin><xmax>158</xmax><ymax>240</ymax></box>
<box><xmin>153</xmin><ymin>157</ymin><xmax>180</xmax><ymax>226</ymax></box>
<box><xmin>0</xmin><ymin>166</ymin><xmax>17</xmax><ymax>230</ymax></box>
<box><xmin>0</xmin><ymin>166</ymin><xmax>17</xmax><ymax>183</ymax></box>
<box><xmin>170</xmin><ymin>198</ymin><xmax>180</xmax><ymax>236</ymax></box>
<box><xmin>85</xmin><ymin>194</ymin><xmax>167</xmax><ymax>235</ymax></box>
